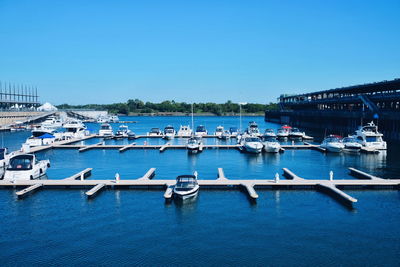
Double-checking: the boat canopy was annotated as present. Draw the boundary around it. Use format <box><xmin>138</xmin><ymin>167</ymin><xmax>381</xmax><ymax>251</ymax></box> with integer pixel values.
<box><xmin>8</xmin><ymin>155</ymin><xmax>34</xmax><ymax>170</ymax></box>
<box><xmin>38</xmin><ymin>133</ymin><xmax>55</xmax><ymax>139</ymax></box>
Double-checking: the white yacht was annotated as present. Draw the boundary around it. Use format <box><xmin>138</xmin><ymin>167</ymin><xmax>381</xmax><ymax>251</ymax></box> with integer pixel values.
<box><xmin>173</xmin><ymin>173</ymin><xmax>199</xmax><ymax>199</ymax></box>
<box><xmin>342</xmin><ymin>136</ymin><xmax>362</xmax><ymax>150</ymax></box>
<box><xmin>289</xmin><ymin>127</ymin><xmax>305</xmax><ymax>138</ymax></box>
<box><xmin>3</xmin><ymin>154</ymin><xmax>50</xmax><ymax>181</ymax></box>
<box><xmin>177</xmin><ymin>125</ymin><xmax>192</xmax><ymax>137</ymax></box>
<box><xmin>195</xmin><ymin>125</ymin><xmax>208</xmax><ymax>136</ymax></box>
<box><xmin>353</xmin><ymin>121</ymin><xmax>387</xmax><ymax>150</ymax></box>
<box><xmin>263</xmin><ymin>129</ymin><xmax>277</xmax><ymax>138</ymax></box>
<box><xmin>98</xmin><ymin>123</ymin><xmax>113</xmax><ymax>137</ymax></box>
<box><xmin>246</xmin><ymin>121</ymin><xmax>261</xmax><ymax>136</ymax></box>
<box><xmin>41</xmin><ymin>117</ymin><xmax>63</xmax><ymax>130</ymax></box>
<box><xmin>163</xmin><ymin>125</ymin><xmax>176</xmax><ymax>139</ymax></box>
<box><xmin>63</xmin><ymin>120</ymin><xmax>87</xmax><ymax>139</ymax></box>
<box><xmin>241</xmin><ymin>136</ymin><xmax>263</xmax><ymax>153</ymax></box>
<box><xmin>147</xmin><ymin>128</ymin><xmax>163</xmax><ymax>136</ymax></box>
<box><xmin>262</xmin><ymin>136</ymin><xmax>281</xmax><ymax>153</ymax></box>
<box><xmin>320</xmin><ymin>135</ymin><xmax>344</xmax><ymax>153</ymax></box>
<box><xmin>24</xmin><ymin>128</ymin><xmax>57</xmax><ymax>147</ymax></box>
<box><xmin>187</xmin><ymin>136</ymin><xmax>202</xmax><ymax>153</ymax></box>
<box><xmin>215</xmin><ymin>126</ymin><xmax>224</xmax><ymax>138</ymax></box>
<box><xmin>115</xmin><ymin>125</ymin><xmax>131</xmax><ymax>138</ymax></box>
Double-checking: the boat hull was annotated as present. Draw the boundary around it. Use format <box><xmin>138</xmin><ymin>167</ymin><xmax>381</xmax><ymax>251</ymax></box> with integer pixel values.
<box><xmin>173</xmin><ymin>186</ymin><xmax>199</xmax><ymax>199</ymax></box>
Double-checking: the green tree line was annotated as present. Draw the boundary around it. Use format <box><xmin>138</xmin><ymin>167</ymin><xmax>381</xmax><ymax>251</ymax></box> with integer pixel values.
<box><xmin>57</xmin><ymin>100</ymin><xmax>277</xmax><ymax>115</ymax></box>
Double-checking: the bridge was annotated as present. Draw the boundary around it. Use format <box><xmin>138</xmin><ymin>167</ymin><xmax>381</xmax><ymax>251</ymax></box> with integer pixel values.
<box><xmin>266</xmin><ymin>79</ymin><xmax>400</xmax><ymax>140</ymax></box>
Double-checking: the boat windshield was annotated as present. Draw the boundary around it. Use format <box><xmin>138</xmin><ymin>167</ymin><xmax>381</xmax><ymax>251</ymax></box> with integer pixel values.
<box><xmin>245</xmin><ymin>137</ymin><xmax>260</xmax><ymax>142</ymax></box>
<box><xmin>151</xmin><ymin>128</ymin><xmax>160</xmax><ymax>133</ymax></box>
<box><xmin>265</xmin><ymin>129</ymin><xmax>274</xmax><ymax>133</ymax></box>
<box><xmin>196</xmin><ymin>126</ymin><xmax>206</xmax><ymax>132</ymax></box>
<box><xmin>176</xmin><ymin>176</ymin><xmax>197</xmax><ymax>188</ymax></box>
<box><xmin>325</xmin><ymin>137</ymin><xmax>341</xmax><ymax>143</ymax></box>
<box><xmin>363</xmin><ymin>126</ymin><xmax>377</xmax><ymax>133</ymax></box>
<box><xmin>264</xmin><ymin>137</ymin><xmax>278</xmax><ymax>142</ymax></box>
<box><xmin>188</xmin><ymin>139</ymin><xmax>197</xmax><ymax>145</ymax></box>
<box><xmin>8</xmin><ymin>155</ymin><xmax>34</xmax><ymax>170</ymax></box>
<box><xmin>101</xmin><ymin>125</ymin><xmax>110</xmax><ymax>130</ymax></box>
<box><xmin>291</xmin><ymin>128</ymin><xmax>300</xmax><ymax>132</ymax></box>
<box><xmin>343</xmin><ymin>137</ymin><xmax>357</xmax><ymax>143</ymax></box>
<box><xmin>216</xmin><ymin>127</ymin><xmax>223</xmax><ymax>132</ymax></box>
<box><xmin>165</xmin><ymin>129</ymin><xmax>174</xmax><ymax>133</ymax></box>
<box><xmin>0</xmin><ymin>148</ymin><xmax>5</xmax><ymax>160</ymax></box>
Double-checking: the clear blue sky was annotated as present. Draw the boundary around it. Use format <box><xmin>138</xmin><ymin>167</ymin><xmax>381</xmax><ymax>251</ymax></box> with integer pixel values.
<box><xmin>0</xmin><ymin>0</ymin><xmax>399</xmax><ymax>105</ymax></box>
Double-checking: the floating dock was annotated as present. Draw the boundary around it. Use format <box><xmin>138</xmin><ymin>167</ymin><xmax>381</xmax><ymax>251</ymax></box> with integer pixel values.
<box><xmin>2</xmin><ymin>168</ymin><xmax>399</xmax><ymax>207</ymax></box>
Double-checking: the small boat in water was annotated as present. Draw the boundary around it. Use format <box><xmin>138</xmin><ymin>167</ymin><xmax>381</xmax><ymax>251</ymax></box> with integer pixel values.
<box><xmin>99</xmin><ymin>123</ymin><xmax>113</xmax><ymax>137</ymax></box>
<box><xmin>24</xmin><ymin>128</ymin><xmax>57</xmax><ymax>147</ymax></box>
<box><xmin>173</xmin><ymin>173</ymin><xmax>199</xmax><ymax>199</ymax></box>
<box><xmin>241</xmin><ymin>136</ymin><xmax>263</xmax><ymax>153</ymax></box>
<box><xmin>221</xmin><ymin>130</ymin><xmax>231</xmax><ymax>140</ymax></box>
<box><xmin>215</xmin><ymin>126</ymin><xmax>224</xmax><ymax>138</ymax></box>
<box><xmin>229</xmin><ymin>127</ymin><xmax>240</xmax><ymax>138</ymax></box>
<box><xmin>163</xmin><ymin>125</ymin><xmax>176</xmax><ymax>139</ymax></box>
<box><xmin>147</xmin><ymin>128</ymin><xmax>163</xmax><ymax>136</ymax></box>
<box><xmin>263</xmin><ymin>129</ymin><xmax>277</xmax><ymax>138</ymax></box>
<box><xmin>177</xmin><ymin>125</ymin><xmax>192</xmax><ymax>137</ymax></box>
<box><xmin>262</xmin><ymin>136</ymin><xmax>281</xmax><ymax>153</ymax></box>
<box><xmin>3</xmin><ymin>154</ymin><xmax>50</xmax><ymax>181</ymax></box>
<box><xmin>352</xmin><ymin>121</ymin><xmax>387</xmax><ymax>150</ymax></box>
<box><xmin>187</xmin><ymin>136</ymin><xmax>202</xmax><ymax>153</ymax></box>
<box><xmin>195</xmin><ymin>125</ymin><xmax>208</xmax><ymax>136</ymax></box>
<box><xmin>289</xmin><ymin>127</ymin><xmax>305</xmax><ymax>139</ymax></box>
<box><xmin>246</xmin><ymin>121</ymin><xmax>261</xmax><ymax>136</ymax></box>
<box><xmin>115</xmin><ymin>125</ymin><xmax>131</xmax><ymax>138</ymax></box>
<box><xmin>110</xmin><ymin>115</ymin><xmax>119</xmax><ymax>123</ymax></box>
<box><xmin>276</xmin><ymin>125</ymin><xmax>291</xmax><ymax>138</ymax></box>
<box><xmin>320</xmin><ymin>135</ymin><xmax>344</xmax><ymax>153</ymax></box>
<box><xmin>342</xmin><ymin>136</ymin><xmax>362</xmax><ymax>150</ymax></box>
<box><xmin>63</xmin><ymin>120</ymin><xmax>87</xmax><ymax>139</ymax></box>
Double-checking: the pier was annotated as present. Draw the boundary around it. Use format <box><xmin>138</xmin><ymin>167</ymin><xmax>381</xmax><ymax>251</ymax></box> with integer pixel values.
<box><xmin>265</xmin><ymin>78</ymin><xmax>400</xmax><ymax>141</ymax></box>
<box><xmin>2</xmin><ymin>168</ymin><xmax>399</xmax><ymax>207</ymax></box>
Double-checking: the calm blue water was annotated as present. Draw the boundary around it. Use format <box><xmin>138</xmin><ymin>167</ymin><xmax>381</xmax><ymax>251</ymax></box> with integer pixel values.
<box><xmin>1</xmin><ymin>116</ymin><xmax>400</xmax><ymax>266</ymax></box>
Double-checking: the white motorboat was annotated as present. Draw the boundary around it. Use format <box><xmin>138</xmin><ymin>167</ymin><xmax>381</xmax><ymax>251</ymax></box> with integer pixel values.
<box><xmin>163</xmin><ymin>125</ymin><xmax>176</xmax><ymax>139</ymax></box>
<box><xmin>229</xmin><ymin>127</ymin><xmax>239</xmax><ymax>137</ymax></box>
<box><xmin>3</xmin><ymin>154</ymin><xmax>50</xmax><ymax>181</ymax></box>
<box><xmin>147</xmin><ymin>128</ymin><xmax>163</xmax><ymax>136</ymax></box>
<box><xmin>246</xmin><ymin>121</ymin><xmax>261</xmax><ymax>136</ymax></box>
<box><xmin>342</xmin><ymin>136</ymin><xmax>362</xmax><ymax>150</ymax></box>
<box><xmin>215</xmin><ymin>126</ymin><xmax>224</xmax><ymax>138</ymax></box>
<box><xmin>97</xmin><ymin>116</ymin><xmax>110</xmax><ymax>123</ymax></box>
<box><xmin>98</xmin><ymin>123</ymin><xmax>113</xmax><ymax>137</ymax></box>
<box><xmin>276</xmin><ymin>125</ymin><xmax>291</xmax><ymax>138</ymax></box>
<box><xmin>353</xmin><ymin>121</ymin><xmax>387</xmax><ymax>150</ymax></box>
<box><xmin>0</xmin><ymin>148</ymin><xmax>14</xmax><ymax>177</ymax></box>
<box><xmin>24</xmin><ymin>128</ymin><xmax>57</xmax><ymax>147</ymax></box>
<box><xmin>187</xmin><ymin>136</ymin><xmax>202</xmax><ymax>152</ymax></box>
<box><xmin>263</xmin><ymin>129</ymin><xmax>277</xmax><ymax>138</ymax></box>
<box><xmin>110</xmin><ymin>115</ymin><xmax>120</xmax><ymax>123</ymax></box>
<box><xmin>262</xmin><ymin>136</ymin><xmax>281</xmax><ymax>153</ymax></box>
<box><xmin>63</xmin><ymin>120</ymin><xmax>87</xmax><ymax>139</ymax></box>
<box><xmin>177</xmin><ymin>125</ymin><xmax>192</xmax><ymax>137</ymax></box>
<box><xmin>195</xmin><ymin>125</ymin><xmax>208</xmax><ymax>136</ymax></box>
<box><xmin>289</xmin><ymin>127</ymin><xmax>305</xmax><ymax>138</ymax></box>
<box><xmin>221</xmin><ymin>130</ymin><xmax>231</xmax><ymax>140</ymax></box>
<box><xmin>320</xmin><ymin>135</ymin><xmax>344</xmax><ymax>153</ymax></box>
<box><xmin>173</xmin><ymin>174</ymin><xmax>199</xmax><ymax>199</ymax></box>
<box><xmin>115</xmin><ymin>125</ymin><xmax>131</xmax><ymax>138</ymax></box>
<box><xmin>241</xmin><ymin>136</ymin><xmax>263</xmax><ymax>153</ymax></box>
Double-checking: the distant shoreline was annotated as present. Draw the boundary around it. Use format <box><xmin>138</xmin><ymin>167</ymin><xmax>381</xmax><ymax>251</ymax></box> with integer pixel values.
<box><xmin>124</xmin><ymin>112</ymin><xmax>265</xmax><ymax>117</ymax></box>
